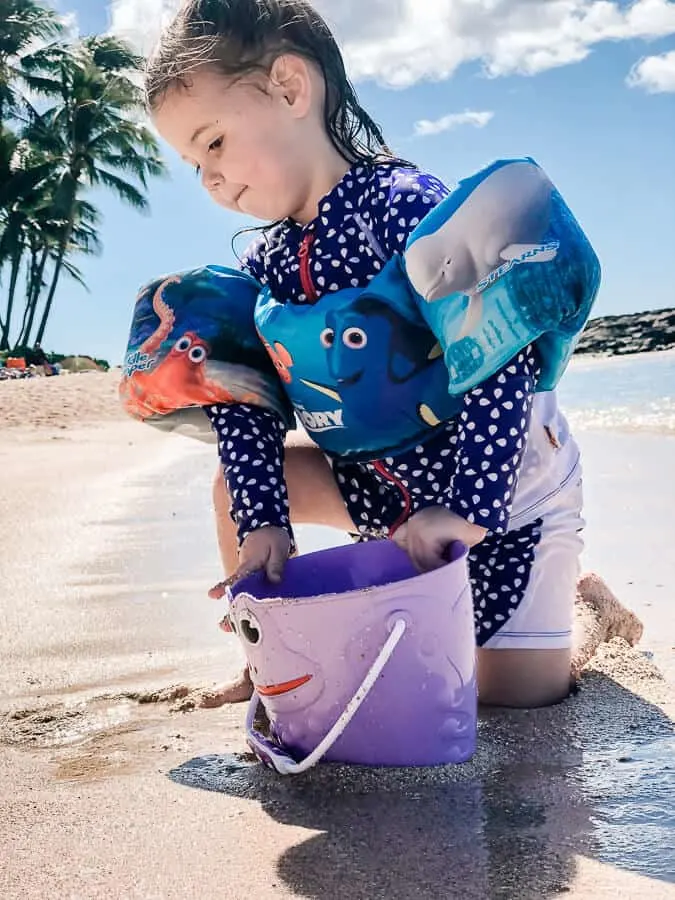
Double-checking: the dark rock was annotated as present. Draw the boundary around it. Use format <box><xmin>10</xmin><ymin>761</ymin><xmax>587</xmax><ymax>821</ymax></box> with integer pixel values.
<box><xmin>575</xmin><ymin>307</ymin><xmax>675</xmax><ymax>357</ymax></box>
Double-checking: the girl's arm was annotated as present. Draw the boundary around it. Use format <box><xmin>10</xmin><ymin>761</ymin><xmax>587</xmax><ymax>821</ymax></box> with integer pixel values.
<box><xmin>203</xmin><ymin>403</ymin><xmax>295</xmax><ymax>553</ymax></box>
<box><xmin>445</xmin><ymin>345</ymin><xmax>538</xmax><ymax>533</ymax></box>
<box><xmin>394</xmin><ymin>346</ymin><xmax>538</xmax><ymax>570</ymax></box>
<box><xmin>204</xmin><ymin>234</ymin><xmax>296</xmax><ymax>561</ymax></box>
<box><xmin>378</xmin><ymin>170</ymin><xmax>538</xmax><ymax>532</ymax></box>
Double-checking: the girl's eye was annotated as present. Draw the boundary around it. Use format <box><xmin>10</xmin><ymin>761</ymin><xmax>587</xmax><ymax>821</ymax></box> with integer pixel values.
<box><xmin>208</xmin><ymin>136</ymin><xmax>223</xmax><ymax>152</ymax></box>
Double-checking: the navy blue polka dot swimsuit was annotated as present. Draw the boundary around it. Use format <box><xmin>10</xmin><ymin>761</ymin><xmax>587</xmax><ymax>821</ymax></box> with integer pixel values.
<box><xmin>207</xmin><ymin>162</ymin><xmax>543</xmax><ymax>646</ymax></box>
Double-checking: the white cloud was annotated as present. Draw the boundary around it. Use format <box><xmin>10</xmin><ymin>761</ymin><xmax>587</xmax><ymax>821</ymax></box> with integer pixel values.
<box><xmin>108</xmin><ymin>0</ymin><xmax>181</xmax><ymax>57</ymax></box>
<box><xmin>627</xmin><ymin>49</ymin><xmax>675</xmax><ymax>91</ymax></box>
<box><xmin>414</xmin><ymin>110</ymin><xmax>495</xmax><ymax>137</ymax></box>
<box><xmin>108</xmin><ymin>0</ymin><xmax>675</xmax><ymax>86</ymax></box>
<box><xmin>57</xmin><ymin>11</ymin><xmax>80</xmax><ymax>42</ymax></box>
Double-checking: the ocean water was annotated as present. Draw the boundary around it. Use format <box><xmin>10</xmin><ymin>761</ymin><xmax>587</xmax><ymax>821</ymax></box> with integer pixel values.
<box><xmin>558</xmin><ymin>350</ymin><xmax>675</xmax><ymax>434</ymax></box>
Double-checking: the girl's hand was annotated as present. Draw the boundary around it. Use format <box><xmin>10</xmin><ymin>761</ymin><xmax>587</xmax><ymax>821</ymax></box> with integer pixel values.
<box><xmin>208</xmin><ymin>526</ymin><xmax>292</xmax><ymax>600</ymax></box>
<box><xmin>393</xmin><ymin>506</ymin><xmax>487</xmax><ymax>572</ymax></box>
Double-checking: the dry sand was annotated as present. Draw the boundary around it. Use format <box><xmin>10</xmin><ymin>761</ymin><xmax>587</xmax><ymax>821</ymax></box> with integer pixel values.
<box><xmin>0</xmin><ymin>372</ymin><xmax>674</xmax><ymax>899</ymax></box>
<box><xmin>0</xmin><ymin>369</ymin><xmax>125</xmax><ymax>430</ymax></box>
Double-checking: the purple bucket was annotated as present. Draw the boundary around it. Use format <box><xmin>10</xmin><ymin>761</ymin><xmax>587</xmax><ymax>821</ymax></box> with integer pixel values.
<box><xmin>228</xmin><ymin>540</ymin><xmax>477</xmax><ymax>772</ymax></box>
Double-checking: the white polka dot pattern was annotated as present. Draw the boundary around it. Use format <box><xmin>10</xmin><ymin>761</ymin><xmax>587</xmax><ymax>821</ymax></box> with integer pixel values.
<box><xmin>468</xmin><ymin>517</ymin><xmax>543</xmax><ymax>645</ymax></box>
<box><xmin>241</xmin><ymin>163</ymin><xmax>449</xmax><ymax>304</ymax></box>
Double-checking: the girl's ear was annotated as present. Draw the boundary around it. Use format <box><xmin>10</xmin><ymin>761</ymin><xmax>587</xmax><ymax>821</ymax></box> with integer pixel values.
<box><xmin>269</xmin><ymin>53</ymin><xmax>313</xmax><ymax>119</ymax></box>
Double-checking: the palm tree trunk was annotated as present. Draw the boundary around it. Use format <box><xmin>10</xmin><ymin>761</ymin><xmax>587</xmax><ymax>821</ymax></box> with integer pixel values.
<box><xmin>34</xmin><ymin>168</ymin><xmax>81</xmax><ymax>346</ymax></box>
<box><xmin>34</xmin><ymin>223</ymin><xmax>71</xmax><ymax>346</ymax></box>
<box><xmin>0</xmin><ymin>246</ymin><xmax>23</xmax><ymax>351</ymax></box>
<box><xmin>18</xmin><ymin>244</ymin><xmax>49</xmax><ymax>347</ymax></box>
<box><xmin>16</xmin><ymin>246</ymin><xmax>40</xmax><ymax>348</ymax></box>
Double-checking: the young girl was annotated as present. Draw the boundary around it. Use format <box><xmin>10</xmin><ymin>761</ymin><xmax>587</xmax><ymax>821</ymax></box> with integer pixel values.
<box><xmin>144</xmin><ymin>0</ymin><xmax>638</xmax><ymax>709</ymax></box>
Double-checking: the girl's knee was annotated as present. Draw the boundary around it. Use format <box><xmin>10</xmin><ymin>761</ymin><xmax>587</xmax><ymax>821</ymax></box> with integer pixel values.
<box><xmin>477</xmin><ymin>648</ymin><xmax>572</xmax><ymax>708</ymax></box>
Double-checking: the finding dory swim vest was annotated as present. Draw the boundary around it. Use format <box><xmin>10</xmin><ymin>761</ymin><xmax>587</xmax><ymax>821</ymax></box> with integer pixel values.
<box><xmin>254</xmin><ymin>260</ymin><xmax>460</xmax><ymax>458</ymax></box>
<box><xmin>121</xmin><ymin>158</ymin><xmax>600</xmax><ymax>458</ymax></box>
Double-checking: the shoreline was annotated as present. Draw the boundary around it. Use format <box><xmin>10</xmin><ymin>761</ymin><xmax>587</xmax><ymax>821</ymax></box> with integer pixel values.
<box><xmin>570</xmin><ymin>345</ymin><xmax>675</xmax><ymax>366</ymax></box>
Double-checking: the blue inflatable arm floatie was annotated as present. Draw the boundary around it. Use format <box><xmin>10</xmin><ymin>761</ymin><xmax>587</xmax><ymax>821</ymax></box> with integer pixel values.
<box><xmin>119</xmin><ymin>265</ymin><xmax>294</xmax><ymax>441</ymax></box>
<box><xmin>403</xmin><ymin>158</ymin><xmax>601</xmax><ymax>393</ymax></box>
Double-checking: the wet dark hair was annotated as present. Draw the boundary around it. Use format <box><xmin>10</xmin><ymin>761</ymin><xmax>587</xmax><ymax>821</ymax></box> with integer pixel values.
<box><xmin>145</xmin><ymin>0</ymin><xmax>394</xmax><ymax>165</ymax></box>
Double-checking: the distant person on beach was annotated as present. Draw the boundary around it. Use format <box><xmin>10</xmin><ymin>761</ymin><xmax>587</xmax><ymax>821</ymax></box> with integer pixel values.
<box><xmin>28</xmin><ymin>343</ymin><xmax>57</xmax><ymax>376</ymax></box>
<box><xmin>143</xmin><ymin>0</ymin><xmax>641</xmax><ymax>709</ymax></box>
<box><xmin>31</xmin><ymin>343</ymin><xmax>48</xmax><ymax>366</ymax></box>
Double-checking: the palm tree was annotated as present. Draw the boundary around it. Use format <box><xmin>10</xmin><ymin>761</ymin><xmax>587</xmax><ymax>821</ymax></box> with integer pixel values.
<box><xmin>0</xmin><ymin>131</ymin><xmax>89</xmax><ymax>349</ymax></box>
<box><xmin>22</xmin><ymin>34</ymin><xmax>166</xmax><ymax>344</ymax></box>
<box><xmin>14</xmin><ymin>195</ymin><xmax>102</xmax><ymax>349</ymax></box>
<box><xmin>0</xmin><ymin>0</ymin><xmax>62</xmax><ymax>123</ymax></box>
<box><xmin>1</xmin><ymin>3</ymin><xmax>167</xmax><ymax>351</ymax></box>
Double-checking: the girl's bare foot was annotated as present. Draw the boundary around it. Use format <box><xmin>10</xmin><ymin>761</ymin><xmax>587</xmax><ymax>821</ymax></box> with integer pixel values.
<box><xmin>197</xmin><ymin>669</ymin><xmax>255</xmax><ymax>706</ymax></box>
<box><xmin>209</xmin><ymin>581</ymin><xmax>228</xmax><ymax>601</ymax></box>
<box><xmin>173</xmin><ymin>668</ymin><xmax>254</xmax><ymax>711</ymax></box>
<box><xmin>572</xmin><ymin>573</ymin><xmax>644</xmax><ymax>678</ymax></box>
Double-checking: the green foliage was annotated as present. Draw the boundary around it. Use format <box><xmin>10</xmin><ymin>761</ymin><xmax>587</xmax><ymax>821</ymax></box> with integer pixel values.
<box><xmin>0</xmin><ymin>2</ymin><xmax>167</xmax><ymax>352</ymax></box>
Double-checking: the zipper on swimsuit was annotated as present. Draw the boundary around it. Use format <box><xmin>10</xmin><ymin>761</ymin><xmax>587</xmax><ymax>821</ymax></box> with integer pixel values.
<box><xmin>298</xmin><ymin>232</ymin><xmax>318</xmax><ymax>303</ymax></box>
<box><xmin>372</xmin><ymin>460</ymin><xmax>412</xmax><ymax>537</ymax></box>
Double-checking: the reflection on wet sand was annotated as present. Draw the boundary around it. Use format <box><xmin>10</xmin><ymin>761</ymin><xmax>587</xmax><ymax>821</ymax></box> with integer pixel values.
<box><xmin>169</xmin><ymin>641</ymin><xmax>674</xmax><ymax>899</ymax></box>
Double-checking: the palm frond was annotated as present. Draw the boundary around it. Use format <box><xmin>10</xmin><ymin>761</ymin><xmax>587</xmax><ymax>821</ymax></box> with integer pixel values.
<box><xmin>91</xmin><ymin>167</ymin><xmax>149</xmax><ymax>210</ymax></box>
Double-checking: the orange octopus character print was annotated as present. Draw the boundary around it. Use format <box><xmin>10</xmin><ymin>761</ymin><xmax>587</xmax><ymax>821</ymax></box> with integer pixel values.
<box><xmin>120</xmin><ymin>265</ymin><xmax>294</xmax><ymax>430</ymax></box>
<box><xmin>121</xmin><ymin>275</ymin><xmax>236</xmax><ymax>418</ymax></box>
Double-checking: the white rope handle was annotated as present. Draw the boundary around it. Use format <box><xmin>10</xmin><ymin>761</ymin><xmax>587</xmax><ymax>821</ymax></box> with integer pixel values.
<box><xmin>246</xmin><ymin>617</ymin><xmax>408</xmax><ymax>775</ymax></box>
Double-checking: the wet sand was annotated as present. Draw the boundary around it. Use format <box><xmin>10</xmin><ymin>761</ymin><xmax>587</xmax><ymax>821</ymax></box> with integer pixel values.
<box><xmin>1</xmin><ymin>382</ymin><xmax>674</xmax><ymax>898</ymax></box>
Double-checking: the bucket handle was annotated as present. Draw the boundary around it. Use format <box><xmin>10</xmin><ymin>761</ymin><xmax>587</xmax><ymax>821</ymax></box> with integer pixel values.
<box><xmin>245</xmin><ymin>617</ymin><xmax>407</xmax><ymax>775</ymax></box>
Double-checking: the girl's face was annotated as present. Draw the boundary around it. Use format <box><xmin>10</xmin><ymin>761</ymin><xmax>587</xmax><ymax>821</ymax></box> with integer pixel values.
<box><xmin>153</xmin><ymin>64</ymin><xmax>322</xmax><ymax>223</ymax></box>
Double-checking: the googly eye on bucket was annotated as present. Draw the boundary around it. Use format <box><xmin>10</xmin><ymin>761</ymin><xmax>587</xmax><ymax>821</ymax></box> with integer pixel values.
<box><xmin>227</xmin><ymin>539</ymin><xmax>477</xmax><ymax>775</ymax></box>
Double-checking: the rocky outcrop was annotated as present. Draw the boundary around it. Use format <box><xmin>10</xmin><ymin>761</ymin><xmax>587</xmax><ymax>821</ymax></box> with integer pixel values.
<box><xmin>575</xmin><ymin>308</ymin><xmax>675</xmax><ymax>357</ymax></box>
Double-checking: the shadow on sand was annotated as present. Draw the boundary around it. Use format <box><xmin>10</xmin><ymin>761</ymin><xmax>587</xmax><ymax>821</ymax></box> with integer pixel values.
<box><xmin>170</xmin><ymin>660</ymin><xmax>675</xmax><ymax>900</ymax></box>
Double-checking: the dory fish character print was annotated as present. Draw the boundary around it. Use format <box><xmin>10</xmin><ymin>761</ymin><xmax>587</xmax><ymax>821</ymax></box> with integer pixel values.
<box><xmin>254</xmin><ymin>277</ymin><xmax>461</xmax><ymax>457</ymax></box>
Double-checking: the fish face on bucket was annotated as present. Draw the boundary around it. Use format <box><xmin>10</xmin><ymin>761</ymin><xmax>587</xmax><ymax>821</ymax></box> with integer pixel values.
<box><xmin>228</xmin><ymin>599</ymin><xmax>326</xmax><ymax>713</ymax></box>
<box><xmin>228</xmin><ymin>541</ymin><xmax>479</xmax><ymax>767</ymax></box>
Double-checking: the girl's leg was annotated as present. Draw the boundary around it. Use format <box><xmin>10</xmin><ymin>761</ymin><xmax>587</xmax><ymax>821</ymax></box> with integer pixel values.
<box><xmin>477</xmin><ymin>577</ymin><xmax>644</xmax><ymax>708</ymax></box>
<box><xmin>475</xmin><ymin>478</ymin><xmax>643</xmax><ymax>708</ymax></box>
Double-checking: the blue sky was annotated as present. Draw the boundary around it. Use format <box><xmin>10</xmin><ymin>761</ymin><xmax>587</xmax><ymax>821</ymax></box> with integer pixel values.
<box><xmin>41</xmin><ymin>0</ymin><xmax>675</xmax><ymax>363</ymax></box>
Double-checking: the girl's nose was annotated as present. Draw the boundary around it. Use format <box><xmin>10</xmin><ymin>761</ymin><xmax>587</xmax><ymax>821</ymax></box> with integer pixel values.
<box><xmin>201</xmin><ymin>166</ymin><xmax>224</xmax><ymax>192</ymax></box>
